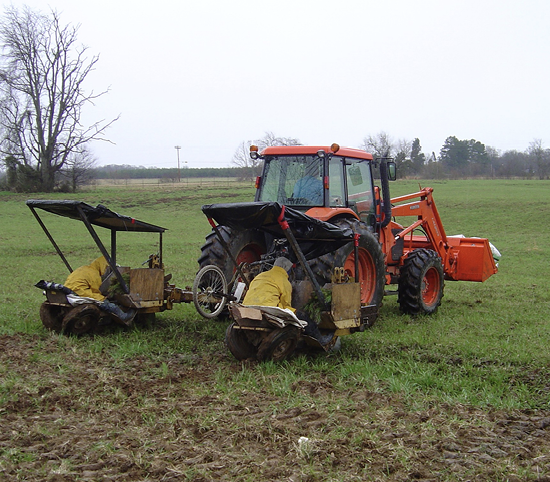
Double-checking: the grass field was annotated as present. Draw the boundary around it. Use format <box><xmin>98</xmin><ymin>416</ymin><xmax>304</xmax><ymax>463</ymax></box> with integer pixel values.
<box><xmin>1</xmin><ymin>179</ymin><xmax>549</xmax><ymax>481</ymax></box>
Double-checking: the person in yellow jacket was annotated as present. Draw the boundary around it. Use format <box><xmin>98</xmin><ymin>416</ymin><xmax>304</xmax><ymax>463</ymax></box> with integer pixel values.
<box><xmin>242</xmin><ymin>257</ymin><xmax>295</xmax><ymax>311</ymax></box>
<box><xmin>243</xmin><ymin>257</ymin><xmax>332</xmax><ymax>345</ymax></box>
<box><xmin>64</xmin><ymin>256</ymin><xmax>108</xmax><ymax>301</ymax></box>
<box><xmin>64</xmin><ymin>256</ymin><xmax>136</xmax><ymax>323</ymax></box>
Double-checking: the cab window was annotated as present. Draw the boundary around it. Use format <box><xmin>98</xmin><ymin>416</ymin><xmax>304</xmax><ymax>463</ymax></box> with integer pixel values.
<box><xmin>346</xmin><ymin>161</ymin><xmax>374</xmax><ymax>221</ymax></box>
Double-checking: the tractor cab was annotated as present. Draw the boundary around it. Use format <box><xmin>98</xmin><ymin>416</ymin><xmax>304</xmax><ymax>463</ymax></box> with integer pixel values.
<box><xmin>253</xmin><ymin>144</ymin><xmax>392</xmax><ymax>228</ymax></box>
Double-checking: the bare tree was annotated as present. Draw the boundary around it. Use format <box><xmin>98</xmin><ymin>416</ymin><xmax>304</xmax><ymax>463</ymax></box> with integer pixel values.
<box><xmin>394</xmin><ymin>138</ymin><xmax>414</xmax><ymax>177</ymax></box>
<box><xmin>231</xmin><ymin>141</ymin><xmax>261</xmax><ymax>180</ymax></box>
<box><xmin>361</xmin><ymin>132</ymin><xmax>416</xmax><ymax>178</ymax></box>
<box><xmin>360</xmin><ymin>131</ymin><xmax>395</xmax><ymax>158</ymax></box>
<box><xmin>0</xmin><ymin>5</ymin><xmax>117</xmax><ymax>192</ymax></box>
<box><xmin>395</xmin><ymin>138</ymin><xmax>412</xmax><ymax>159</ymax></box>
<box><xmin>231</xmin><ymin>131</ymin><xmax>301</xmax><ymax>180</ymax></box>
<box><xmin>528</xmin><ymin>139</ymin><xmax>550</xmax><ymax>180</ymax></box>
<box><xmin>255</xmin><ymin>131</ymin><xmax>301</xmax><ymax>150</ymax></box>
<box><xmin>59</xmin><ymin>146</ymin><xmax>97</xmax><ymax>192</ymax></box>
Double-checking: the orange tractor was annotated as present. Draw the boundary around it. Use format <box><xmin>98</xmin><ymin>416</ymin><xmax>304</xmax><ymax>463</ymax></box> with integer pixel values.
<box><xmin>197</xmin><ymin>143</ymin><xmax>498</xmax><ymax>360</ymax></box>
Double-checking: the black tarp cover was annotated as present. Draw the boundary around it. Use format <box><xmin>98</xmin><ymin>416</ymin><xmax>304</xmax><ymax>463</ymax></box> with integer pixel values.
<box><xmin>202</xmin><ymin>202</ymin><xmax>353</xmax><ymax>260</ymax></box>
<box><xmin>26</xmin><ymin>200</ymin><xmax>166</xmax><ymax>233</ymax></box>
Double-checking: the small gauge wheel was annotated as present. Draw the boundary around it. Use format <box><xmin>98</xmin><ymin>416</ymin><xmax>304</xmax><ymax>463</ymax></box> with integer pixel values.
<box><xmin>193</xmin><ymin>265</ymin><xmax>228</xmax><ymax>319</ymax></box>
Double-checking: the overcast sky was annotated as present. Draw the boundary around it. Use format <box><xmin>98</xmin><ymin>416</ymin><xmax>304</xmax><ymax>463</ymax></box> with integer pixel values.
<box><xmin>4</xmin><ymin>0</ymin><xmax>550</xmax><ymax>168</ymax></box>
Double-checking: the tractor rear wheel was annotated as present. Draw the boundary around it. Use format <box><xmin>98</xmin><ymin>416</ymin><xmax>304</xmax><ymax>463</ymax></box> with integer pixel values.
<box><xmin>198</xmin><ymin>226</ymin><xmax>266</xmax><ymax>283</ymax></box>
<box><xmin>309</xmin><ymin>219</ymin><xmax>385</xmax><ymax>306</ymax></box>
<box><xmin>398</xmin><ymin>248</ymin><xmax>444</xmax><ymax>315</ymax></box>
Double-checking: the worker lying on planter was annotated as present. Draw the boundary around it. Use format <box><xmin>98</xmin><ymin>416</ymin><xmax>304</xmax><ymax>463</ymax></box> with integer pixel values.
<box><xmin>242</xmin><ymin>257</ymin><xmax>333</xmax><ymax>346</ymax></box>
<box><xmin>64</xmin><ymin>256</ymin><xmax>136</xmax><ymax>323</ymax></box>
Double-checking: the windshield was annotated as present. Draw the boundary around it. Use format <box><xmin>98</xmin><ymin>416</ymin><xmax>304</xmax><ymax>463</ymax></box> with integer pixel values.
<box><xmin>257</xmin><ymin>155</ymin><xmax>324</xmax><ymax>207</ymax></box>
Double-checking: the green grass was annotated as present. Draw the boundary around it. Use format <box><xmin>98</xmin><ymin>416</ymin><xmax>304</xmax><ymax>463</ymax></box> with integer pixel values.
<box><xmin>1</xmin><ymin>179</ymin><xmax>550</xmax><ymax>414</ymax></box>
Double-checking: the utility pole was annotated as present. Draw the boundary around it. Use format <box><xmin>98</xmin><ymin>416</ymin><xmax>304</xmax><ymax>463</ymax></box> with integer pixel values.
<box><xmin>174</xmin><ymin>145</ymin><xmax>181</xmax><ymax>182</ymax></box>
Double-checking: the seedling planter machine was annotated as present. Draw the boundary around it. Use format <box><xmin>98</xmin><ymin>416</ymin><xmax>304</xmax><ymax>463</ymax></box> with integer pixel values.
<box><xmin>28</xmin><ymin>200</ymin><xmax>193</xmax><ymax>335</ymax></box>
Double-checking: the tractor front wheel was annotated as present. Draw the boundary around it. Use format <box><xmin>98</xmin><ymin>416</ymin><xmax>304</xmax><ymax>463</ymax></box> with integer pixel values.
<box><xmin>398</xmin><ymin>248</ymin><xmax>444</xmax><ymax>315</ymax></box>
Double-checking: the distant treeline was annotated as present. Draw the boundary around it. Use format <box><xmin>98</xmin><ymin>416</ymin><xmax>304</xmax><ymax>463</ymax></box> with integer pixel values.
<box><xmin>93</xmin><ymin>164</ymin><xmax>247</xmax><ymax>180</ymax></box>
<box><xmin>81</xmin><ymin>135</ymin><xmax>550</xmax><ymax>184</ymax></box>
<box><xmin>94</xmin><ymin>165</ymin><xmax>248</xmax><ymax>180</ymax></box>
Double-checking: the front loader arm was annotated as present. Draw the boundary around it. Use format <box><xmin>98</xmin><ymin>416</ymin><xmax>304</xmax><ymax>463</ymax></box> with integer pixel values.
<box><xmin>391</xmin><ymin>188</ymin><xmax>448</xmax><ymax>252</ymax></box>
<box><xmin>388</xmin><ymin>187</ymin><xmax>452</xmax><ymax>271</ymax></box>
<box><xmin>386</xmin><ymin>187</ymin><xmax>497</xmax><ymax>282</ymax></box>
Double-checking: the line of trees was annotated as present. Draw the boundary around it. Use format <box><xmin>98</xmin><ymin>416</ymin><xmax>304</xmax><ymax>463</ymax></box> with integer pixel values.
<box><xmin>3</xmin><ymin>130</ymin><xmax>547</xmax><ymax>192</ymax></box>
<box><xmin>232</xmin><ymin>132</ymin><xmax>550</xmax><ymax>181</ymax></box>
<box><xmin>434</xmin><ymin>136</ymin><xmax>550</xmax><ymax>180</ymax></box>
<box><xmin>361</xmin><ymin>132</ymin><xmax>550</xmax><ymax>180</ymax></box>
<box><xmin>94</xmin><ymin>165</ymin><xmax>250</xmax><ymax>181</ymax></box>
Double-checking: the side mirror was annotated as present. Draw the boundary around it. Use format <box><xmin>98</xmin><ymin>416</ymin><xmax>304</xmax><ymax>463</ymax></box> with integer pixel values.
<box><xmin>386</xmin><ymin>161</ymin><xmax>396</xmax><ymax>181</ymax></box>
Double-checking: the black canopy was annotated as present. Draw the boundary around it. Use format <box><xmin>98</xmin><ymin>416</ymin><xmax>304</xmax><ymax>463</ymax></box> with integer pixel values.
<box><xmin>202</xmin><ymin>202</ymin><xmax>353</xmax><ymax>260</ymax></box>
<box><xmin>26</xmin><ymin>200</ymin><xmax>166</xmax><ymax>233</ymax></box>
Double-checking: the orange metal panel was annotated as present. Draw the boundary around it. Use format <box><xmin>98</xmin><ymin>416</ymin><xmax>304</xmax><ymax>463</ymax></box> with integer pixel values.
<box><xmin>305</xmin><ymin>207</ymin><xmax>359</xmax><ymax>222</ymax></box>
<box><xmin>262</xmin><ymin>145</ymin><xmax>373</xmax><ymax>160</ymax></box>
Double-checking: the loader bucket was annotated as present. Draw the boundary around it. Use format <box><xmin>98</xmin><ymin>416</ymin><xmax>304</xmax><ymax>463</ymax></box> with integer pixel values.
<box><xmin>446</xmin><ymin>237</ymin><xmax>498</xmax><ymax>282</ymax></box>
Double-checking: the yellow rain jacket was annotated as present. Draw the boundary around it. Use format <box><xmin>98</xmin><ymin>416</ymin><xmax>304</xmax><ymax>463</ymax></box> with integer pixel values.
<box><xmin>64</xmin><ymin>256</ymin><xmax>109</xmax><ymax>301</ymax></box>
<box><xmin>243</xmin><ymin>266</ymin><xmax>295</xmax><ymax>312</ymax></box>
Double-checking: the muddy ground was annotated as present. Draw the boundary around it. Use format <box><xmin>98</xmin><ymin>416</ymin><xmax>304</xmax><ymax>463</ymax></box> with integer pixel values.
<box><xmin>1</xmin><ymin>333</ymin><xmax>549</xmax><ymax>482</ymax></box>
